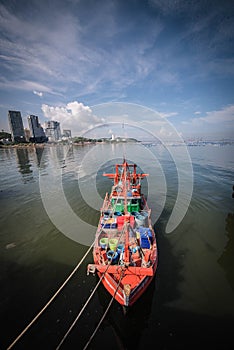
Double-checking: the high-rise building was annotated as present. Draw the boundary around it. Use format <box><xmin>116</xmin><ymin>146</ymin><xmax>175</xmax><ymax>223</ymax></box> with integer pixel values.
<box><xmin>8</xmin><ymin>110</ymin><xmax>26</xmax><ymax>142</ymax></box>
<box><xmin>63</xmin><ymin>129</ymin><xmax>72</xmax><ymax>138</ymax></box>
<box><xmin>24</xmin><ymin>128</ymin><xmax>31</xmax><ymax>142</ymax></box>
<box><xmin>44</xmin><ymin>121</ymin><xmax>61</xmax><ymax>141</ymax></box>
<box><xmin>27</xmin><ymin>115</ymin><xmax>47</xmax><ymax>143</ymax></box>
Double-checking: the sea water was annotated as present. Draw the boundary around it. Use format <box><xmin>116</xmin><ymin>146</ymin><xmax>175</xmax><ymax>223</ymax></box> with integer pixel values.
<box><xmin>0</xmin><ymin>143</ymin><xmax>234</xmax><ymax>349</ymax></box>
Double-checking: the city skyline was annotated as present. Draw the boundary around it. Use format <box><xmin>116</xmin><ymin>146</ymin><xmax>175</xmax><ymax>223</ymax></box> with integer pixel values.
<box><xmin>5</xmin><ymin>110</ymin><xmax>70</xmax><ymax>143</ymax></box>
<box><xmin>0</xmin><ymin>1</ymin><xmax>234</xmax><ymax>140</ymax></box>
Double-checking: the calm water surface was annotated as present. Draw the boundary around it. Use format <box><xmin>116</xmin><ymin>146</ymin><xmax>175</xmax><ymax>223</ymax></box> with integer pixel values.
<box><xmin>0</xmin><ymin>143</ymin><xmax>234</xmax><ymax>350</ymax></box>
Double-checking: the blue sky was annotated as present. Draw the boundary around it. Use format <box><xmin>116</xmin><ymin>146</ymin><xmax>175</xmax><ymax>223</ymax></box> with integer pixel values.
<box><xmin>0</xmin><ymin>0</ymin><xmax>234</xmax><ymax>139</ymax></box>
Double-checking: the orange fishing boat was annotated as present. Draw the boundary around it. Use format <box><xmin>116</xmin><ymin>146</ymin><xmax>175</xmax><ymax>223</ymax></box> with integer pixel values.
<box><xmin>87</xmin><ymin>159</ymin><xmax>158</xmax><ymax>307</ymax></box>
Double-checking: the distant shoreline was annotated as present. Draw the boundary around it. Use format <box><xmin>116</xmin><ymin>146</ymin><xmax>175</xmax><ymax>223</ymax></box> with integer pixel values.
<box><xmin>0</xmin><ymin>141</ymin><xmax>101</xmax><ymax>149</ymax></box>
<box><xmin>0</xmin><ymin>143</ymin><xmax>46</xmax><ymax>148</ymax></box>
<box><xmin>1</xmin><ymin>140</ymin><xmax>233</xmax><ymax>149</ymax></box>
<box><xmin>0</xmin><ymin>140</ymin><xmax>140</xmax><ymax>149</ymax></box>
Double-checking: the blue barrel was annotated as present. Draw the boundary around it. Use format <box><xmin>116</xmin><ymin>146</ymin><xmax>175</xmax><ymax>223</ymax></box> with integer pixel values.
<box><xmin>117</xmin><ymin>244</ymin><xmax>124</xmax><ymax>254</ymax></box>
<box><xmin>135</xmin><ymin>214</ymin><xmax>145</xmax><ymax>226</ymax></box>
<box><xmin>131</xmin><ymin>246</ymin><xmax>139</xmax><ymax>254</ymax></box>
<box><xmin>114</xmin><ymin>211</ymin><xmax>122</xmax><ymax>216</ymax></box>
<box><xmin>107</xmin><ymin>250</ymin><xmax>119</xmax><ymax>264</ymax></box>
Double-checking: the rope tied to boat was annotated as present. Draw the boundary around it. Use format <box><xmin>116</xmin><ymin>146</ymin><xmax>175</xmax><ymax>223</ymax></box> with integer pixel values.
<box><xmin>6</xmin><ymin>242</ymin><xmax>94</xmax><ymax>350</ymax></box>
<box><xmin>56</xmin><ymin>255</ymin><xmax>119</xmax><ymax>350</ymax></box>
<box><xmin>82</xmin><ymin>273</ymin><xmax>124</xmax><ymax>350</ymax></box>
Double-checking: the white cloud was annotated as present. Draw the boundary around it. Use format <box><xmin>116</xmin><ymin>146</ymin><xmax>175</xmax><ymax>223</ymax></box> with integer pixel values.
<box><xmin>159</xmin><ymin>126</ymin><xmax>173</xmax><ymax>137</ymax></box>
<box><xmin>0</xmin><ymin>1</ymin><xmax>175</xmax><ymax>100</ymax></box>
<box><xmin>199</xmin><ymin>105</ymin><xmax>234</xmax><ymax>124</ymax></box>
<box><xmin>41</xmin><ymin>101</ymin><xmax>105</xmax><ymax>134</ymax></box>
<box><xmin>182</xmin><ymin>105</ymin><xmax>234</xmax><ymax>126</ymax></box>
<box><xmin>159</xmin><ymin>111</ymin><xmax>178</xmax><ymax>118</ymax></box>
<box><xmin>0</xmin><ymin>77</ymin><xmax>55</xmax><ymax>94</ymax></box>
<box><xmin>180</xmin><ymin>105</ymin><xmax>234</xmax><ymax>139</ymax></box>
<box><xmin>188</xmin><ymin>105</ymin><xmax>234</xmax><ymax>126</ymax></box>
<box><xmin>33</xmin><ymin>90</ymin><xmax>43</xmax><ymax>97</ymax></box>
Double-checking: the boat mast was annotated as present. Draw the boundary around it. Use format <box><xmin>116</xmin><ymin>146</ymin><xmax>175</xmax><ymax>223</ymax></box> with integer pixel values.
<box><xmin>123</xmin><ymin>160</ymin><xmax>130</xmax><ymax>264</ymax></box>
<box><xmin>123</xmin><ymin>160</ymin><xmax>128</xmax><ymax>214</ymax></box>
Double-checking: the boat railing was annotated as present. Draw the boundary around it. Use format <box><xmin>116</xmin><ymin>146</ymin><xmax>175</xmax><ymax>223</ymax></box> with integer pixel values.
<box><xmin>141</xmin><ymin>194</ymin><xmax>150</xmax><ymax>212</ymax></box>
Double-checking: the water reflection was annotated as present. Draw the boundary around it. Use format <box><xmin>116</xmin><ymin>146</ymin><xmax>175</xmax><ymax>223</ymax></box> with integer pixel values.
<box><xmin>15</xmin><ymin>148</ymin><xmax>33</xmax><ymax>180</ymax></box>
<box><xmin>34</xmin><ymin>147</ymin><xmax>44</xmax><ymax>167</ymax></box>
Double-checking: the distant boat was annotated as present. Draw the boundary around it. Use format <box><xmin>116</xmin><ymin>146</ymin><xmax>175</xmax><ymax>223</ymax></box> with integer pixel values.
<box><xmin>87</xmin><ymin>159</ymin><xmax>158</xmax><ymax>307</ymax></box>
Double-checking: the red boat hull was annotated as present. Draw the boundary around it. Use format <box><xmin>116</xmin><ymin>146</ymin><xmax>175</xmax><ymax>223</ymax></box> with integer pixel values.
<box><xmin>96</xmin><ymin>259</ymin><xmax>157</xmax><ymax>306</ymax></box>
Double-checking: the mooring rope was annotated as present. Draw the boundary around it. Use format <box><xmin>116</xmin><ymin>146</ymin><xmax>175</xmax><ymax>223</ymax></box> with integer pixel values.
<box><xmin>55</xmin><ymin>261</ymin><xmax>114</xmax><ymax>350</ymax></box>
<box><xmin>7</xmin><ymin>167</ymin><xmax>129</xmax><ymax>349</ymax></box>
<box><xmin>82</xmin><ymin>274</ymin><xmax>124</xmax><ymax>350</ymax></box>
<box><xmin>6</xmin><ymin>242</ymin><xmax>94</xmax><ymax>350</ymax></box>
